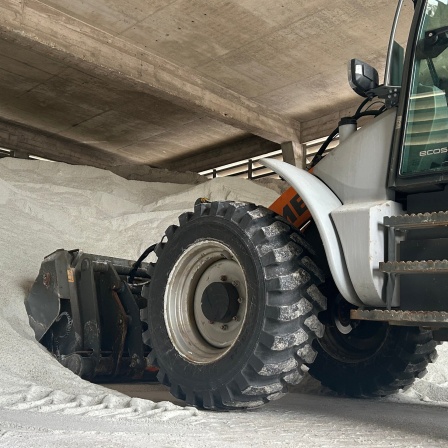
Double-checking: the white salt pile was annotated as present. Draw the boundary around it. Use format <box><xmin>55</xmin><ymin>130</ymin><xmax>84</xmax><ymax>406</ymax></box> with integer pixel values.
<box><xmin>0</xmin><ymin>156</ymin><xmax>447</xmax><ymax>426</ymax></box>
<box><xmin>0</xmin><ymin>157</ymin><xmax>280</xmax><ymax>421</ymax></box>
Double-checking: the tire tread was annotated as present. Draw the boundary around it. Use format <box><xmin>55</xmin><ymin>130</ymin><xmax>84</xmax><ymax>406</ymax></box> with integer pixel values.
<box><xmin>142</xmin><ymin>200</ymin><xmax>326</xmax><ymax>410</ymax></box>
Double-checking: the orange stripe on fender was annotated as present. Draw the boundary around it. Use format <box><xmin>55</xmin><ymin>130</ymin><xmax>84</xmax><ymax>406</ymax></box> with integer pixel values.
<box><xmin>269</xmin><ymin>187</ymin><xmax>311</xmax><ymax>229</ymax></box>
<box><xmin>268</xmin><ymin>167</ymin><xmax>314</xmax><ymax>229</ymax></box>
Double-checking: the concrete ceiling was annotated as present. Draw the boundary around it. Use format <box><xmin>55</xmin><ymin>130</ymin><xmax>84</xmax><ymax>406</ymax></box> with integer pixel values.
<box><xmin>0</xmin><ymin>0</ymin><xmax>412</xmax><ymax>171</ymax></box>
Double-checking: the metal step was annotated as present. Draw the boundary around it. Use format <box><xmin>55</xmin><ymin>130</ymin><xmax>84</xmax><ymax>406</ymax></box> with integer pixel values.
<box><xmin>384</xmin><ymin>211</ymin><xmax>448</xmax><ymax>230</ymax></box>
<box><xmin>351</xmin><ymin>309</ymin><xmax>448</xmax><ymax>326</ymax></box>
<box><xmin>380</xmin><ymin>259</ymin><xmax>448</xmax><ymax>274</ymax></box>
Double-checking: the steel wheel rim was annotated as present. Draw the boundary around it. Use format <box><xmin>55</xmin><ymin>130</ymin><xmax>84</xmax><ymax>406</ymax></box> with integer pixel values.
<box><xmin>320</xmin><ymin>296</ymin><xmax>389</xmax><ymax>363</ymax></box>
<box><xmin>164</xmin><ymin>239</ymin><xmax>248</xmax><ymax>364</ymax></box>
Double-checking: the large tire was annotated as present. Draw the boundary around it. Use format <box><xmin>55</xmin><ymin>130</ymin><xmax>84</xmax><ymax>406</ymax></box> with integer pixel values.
<box><xmin>141</xmin><ymin>201</ymin><xmax>327</xmax><ymax>410</ymax></box>
<box><xmin>308</xmin><ymin>295</ymin><xmax>438</xmax><ymax>397</ymax></box>
<box><xmin>301</xmin><ymin>222</ymin><xmax>438</xmax><ymax>397</ymax></box>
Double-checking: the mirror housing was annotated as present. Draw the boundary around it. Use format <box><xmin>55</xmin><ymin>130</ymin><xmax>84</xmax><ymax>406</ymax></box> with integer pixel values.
<box><xmin>348</xmin><ymin>59</ymin><xmax>379</xmax><ymax>97</ymax></box>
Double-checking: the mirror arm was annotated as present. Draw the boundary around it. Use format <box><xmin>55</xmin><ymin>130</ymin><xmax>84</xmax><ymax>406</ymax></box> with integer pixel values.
<box><xmin>369</xmin><ymin>85</ymin><xmax>401</xmax><ymax>108</ymax></box>
<box><xmin>417</xmin><ymin>26</ymin><xmax>448</xmax><ymax>59</ymax></box>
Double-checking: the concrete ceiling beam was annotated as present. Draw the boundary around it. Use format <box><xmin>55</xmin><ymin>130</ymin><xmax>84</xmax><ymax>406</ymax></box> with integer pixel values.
<box><xmin>0</xmin><ymin>118</ymin><xmax>132</xmax><ymax>168</ymax></box>
<box><xmin>0</xmin><ymin>0</ymin><xmax>301</xmax><ymax>144</ymax></box>
<box><xmin>159</xmin><ymin>136</ymin><xmax>280</xmax><ymax>173</ymax></box>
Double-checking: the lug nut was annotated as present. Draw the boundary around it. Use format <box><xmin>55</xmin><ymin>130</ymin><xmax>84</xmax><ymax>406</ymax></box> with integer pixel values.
<box><xmin>232</xmin><ymin>280</ymin><xmax>239</xmax><ymax>287</ymax></box>
<box><xmin>237</xmin><ymin>297</ymin><xmax>243</xmax><ymax>303</ymax></box>
<box><xmin>220</xmin><ymin>275</ymin><xmax>227</xmax><ymax>281</ymax></box>
<box><xmin>232</xmin><ymin>316</ymin><xmax>240</xmax><ymax>322</ymax></box>
<box><xmin>209</xmin><ymin>320</ymin><xmax>214</xmax><ymax>324</ymax></box>
<box><xmin>221</xmin><ymin>324</ymin><xmax>228</xmax><ymax>330</ymax></box>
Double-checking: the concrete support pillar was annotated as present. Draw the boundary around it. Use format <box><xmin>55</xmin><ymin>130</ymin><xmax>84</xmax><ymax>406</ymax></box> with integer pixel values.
<box><xmin>13</xmin><ymin>150</ymin><xmax>29</xmax><ymax>159</ymax></box>
<box><xmin>281</xmin><ymin>141</ymin><xmax>305</xmax><ymax>169</ymax></box>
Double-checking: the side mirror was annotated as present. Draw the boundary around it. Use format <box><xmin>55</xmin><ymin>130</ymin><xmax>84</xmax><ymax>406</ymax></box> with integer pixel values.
<box><xmin>348</xmin><ymin>59</ymin><xmax>379</xmax><ymax>97</ymax></box>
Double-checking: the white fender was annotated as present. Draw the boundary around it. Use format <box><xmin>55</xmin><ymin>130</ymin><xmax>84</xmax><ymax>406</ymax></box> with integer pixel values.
<box><xmin>260</xmin><ymin>158</ymin><xmax>361</xmax><ymax>306</ymax></box>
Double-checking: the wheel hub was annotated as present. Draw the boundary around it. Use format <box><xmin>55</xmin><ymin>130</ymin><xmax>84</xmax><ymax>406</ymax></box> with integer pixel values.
<box><xmin>319</xmin><ymin>295</ymin><xmax>389</xmax><ymax>363</ymax></box>
<box><xmin>201</xmin><ymin>282</ymin><xmax>240</xmax><ymax>324</ymax></box>
<box><xmin>164</xmin><ymin>239</ymin><xmax>248</xmax><ymax>364</ymax></box>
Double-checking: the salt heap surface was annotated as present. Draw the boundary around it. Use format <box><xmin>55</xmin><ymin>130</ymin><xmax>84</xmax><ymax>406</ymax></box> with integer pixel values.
<box><xmin>0</xmin><ymin>157</ymin><xmax>280</xmax><ymax>419</ymax></box>
<box><xmin>0</xmin><ymin>156</ymin><xmax>447</xmax><ymax>424</ymax></box>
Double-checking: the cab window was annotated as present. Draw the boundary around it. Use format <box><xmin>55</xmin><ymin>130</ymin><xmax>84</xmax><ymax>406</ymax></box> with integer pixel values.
<box><xmin>400</xmin><ymin>0</ymin><xmax>448</xmax><ymax>175</ymax></box>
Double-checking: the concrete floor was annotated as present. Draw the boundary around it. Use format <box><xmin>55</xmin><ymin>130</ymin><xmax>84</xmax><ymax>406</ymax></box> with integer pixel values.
<box><xmin>72</xmin><ymin>381</ymin><xmax>448</xmax><ymax>447</ymax></box>
<box><xmin>106</xmin><ymin>382</ymin><xmax>186</xmax><ymax>406</ymax></box>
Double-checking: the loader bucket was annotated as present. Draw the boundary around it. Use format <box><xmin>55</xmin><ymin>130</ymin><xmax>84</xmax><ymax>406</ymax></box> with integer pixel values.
<box><xmin>25</xmin><ymin>249</ymin><xmax>154</xmax><ymax>381</ymax></box>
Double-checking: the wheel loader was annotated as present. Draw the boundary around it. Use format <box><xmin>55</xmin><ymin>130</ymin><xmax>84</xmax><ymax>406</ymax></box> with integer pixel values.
<box><xmin>25</xmin><ymin>0</ymin><xmax>448</xmax><ymax>409</ymax></box>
